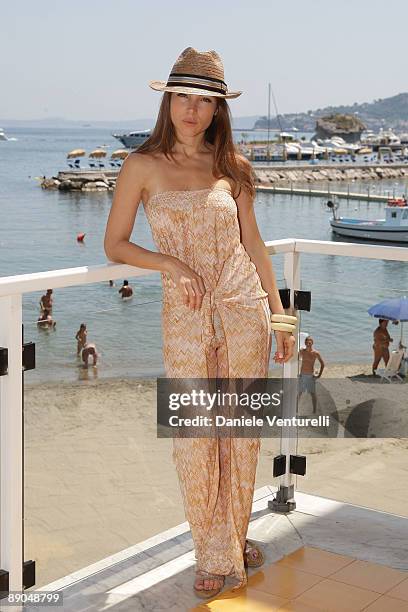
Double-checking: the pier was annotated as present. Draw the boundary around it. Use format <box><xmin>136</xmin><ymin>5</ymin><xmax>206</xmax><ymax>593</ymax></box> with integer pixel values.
<box><xmin>257</xmin><ymin>185</ymin><xmax>391</xmax><ymax>202</ymax></box>
<box><xmin>40</xmin><ymin>163</ymin><xmax>408</xmax><ymax>193</ymax></box>
<box><xmin>254</xmin><ymin>162</ymin><xmax>408</xmax><ymax>185</ymax></box>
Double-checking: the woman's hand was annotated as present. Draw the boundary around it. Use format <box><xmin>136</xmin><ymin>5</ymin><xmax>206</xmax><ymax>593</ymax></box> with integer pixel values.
<box><xmin>273</xmin><ymin>330</ymin><xmax>296</xmax><ymax>364</ymax></box>
<box><xmin>166</xmin><ymin>257</ymin><xmax>206</xmax><ymax>310</ymax></box>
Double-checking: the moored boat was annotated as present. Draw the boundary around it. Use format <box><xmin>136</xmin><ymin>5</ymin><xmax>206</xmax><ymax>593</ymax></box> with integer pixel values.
<box><xmin>327</xmin><ymin>197</ymin><xmax>408</xmax><ymax>243</ymax></box>
<box><xmin>112</xmin><ymin>129</ymin><xmax>151</xmax><ymax>149</ymax></box>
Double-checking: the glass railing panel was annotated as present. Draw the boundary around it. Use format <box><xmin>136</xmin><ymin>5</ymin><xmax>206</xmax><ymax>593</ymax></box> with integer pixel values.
<box><xmin>23</xmin><ymin>286</ymin><xmax>186</xmax><ymax>588</ymax></box>
<box><xmin>293</xmin><ymin>254</ymin><xmax>408</xmax><ymax>516</ymax></box>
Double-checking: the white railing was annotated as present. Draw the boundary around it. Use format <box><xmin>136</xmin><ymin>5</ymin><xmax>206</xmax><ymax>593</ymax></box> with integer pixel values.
<box><xmin>0</xmin><ymin>237</ymin><xmax>407</xmax><ymax>591</ymax></box>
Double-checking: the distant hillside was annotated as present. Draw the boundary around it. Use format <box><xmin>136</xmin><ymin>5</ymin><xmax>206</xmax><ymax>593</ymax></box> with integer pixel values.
<box><xmin>0</xmin><ymin>115</ymin><xmax>260</xmax><ymax>130</ymax></box>
<box><xmin>254</xmin><ymin>92</ymin><xmax>408</xmax><ymax>132</ymax></box>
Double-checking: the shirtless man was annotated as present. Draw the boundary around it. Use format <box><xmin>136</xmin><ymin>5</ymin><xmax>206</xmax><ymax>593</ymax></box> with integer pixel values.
<box><xmin>118</xmin><ymin>280</ymin><xmax>133</xmax><ymax>299</ymax></box>
<box><xmin>40</xmin><ymin>289</ymin><xmax>53</xmax><ymax>315</ymax></box>
<box><xmin>298</xmin><ymin>336</ymin><xmax>325</xmax><ymax>413</ymax></box>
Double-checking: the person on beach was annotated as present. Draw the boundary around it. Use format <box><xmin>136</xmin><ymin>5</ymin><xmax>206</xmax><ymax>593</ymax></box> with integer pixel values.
<box><xmin>40</xmin><ymin>289</ymin><xmax>53</xmax><ymax>315</ymax></box>
<box><xmin>298</xmin><ymin>336</ymin><xmax>324</xmax><ymax>413</ymax></box>
<box><xmin>103</xmin><ymin>47</ymin><xmax>296</xmax><ymax>599</ymax></box>
<box><xmin>372</xmin><ymin>319</ymin><xmax>393</xmax><ymax>375</ymax></box>
<box><xmin>118</xmin><ymin>280</ymin><xmax>133</xmax><ymax>299</ymax></box>
<box><xmin>75</xmin><ymin>323</ymin><xmax>88</xmax><ymax>356</ymax></box>
<box><xmin>81</xmin><ymin>342</ymin><xmax>98</xmax><ymax>368</ymax></box>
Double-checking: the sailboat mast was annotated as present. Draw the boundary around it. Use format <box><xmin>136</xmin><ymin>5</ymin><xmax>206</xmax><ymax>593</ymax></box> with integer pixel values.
<box><xmin>267</xmin><ymin>83</ymin><xmax>271</xmax><ymax>161</ymax></box>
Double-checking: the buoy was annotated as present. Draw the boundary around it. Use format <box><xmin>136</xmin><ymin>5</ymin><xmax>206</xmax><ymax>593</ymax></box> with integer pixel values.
<box><xmin>77</xmin><ymin>233</ymin><xmax>86</xmax><ymax>242</ymax></box>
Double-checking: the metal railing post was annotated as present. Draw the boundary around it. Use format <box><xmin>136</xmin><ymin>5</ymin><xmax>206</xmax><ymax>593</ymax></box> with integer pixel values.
<box><xmin>269</xmin><ymin>247</ymin><xmax>300</xmax><ymax>512</ymax></box>
<box><xmin>0</xmin><ymin>295</ymin><xmax>23</xmax><ymax>591</ymax></box>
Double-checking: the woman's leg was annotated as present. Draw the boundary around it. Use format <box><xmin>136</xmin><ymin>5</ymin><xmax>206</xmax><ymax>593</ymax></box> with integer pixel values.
<box><xmin>164</xmin><ymin>298</ymin><xmax>272</xmax><ymax>592</ymax></box>
<box><xmin>373</xmin><ymin>346</ymin><xmax>384</xmax><ymax>370</ymax></box>
<box><xmin>207</xmin><ymin>300</ymin><xmax>271</xmax><ymax>591</ymax></box>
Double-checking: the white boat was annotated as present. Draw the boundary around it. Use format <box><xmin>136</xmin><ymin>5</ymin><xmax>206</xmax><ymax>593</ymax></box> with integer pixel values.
<box><xmin>314</xmin><ymin>136</ymin><xmax>360</xmax><ymax>153</ymax></box>
<box><xmin>361</xmin><ymin>129</ymin><xmax>401</xmax><ymax>147</ymax></box>
<box><xmin>243</xmin><ymin>141</ymin><xmax>326</xmax><ymax>162</ymax></box>
<box><xmin>0</xmin><ymin>127</ymin><xmax>9</xmax><ymax>141</ymax></box>
<box><xmin>112</xmin><ymin>129</ymin><xmax>151</xmax><ymax>149</ymax></box>
<box><xmin>327</xmin><ymin>197</ymin><xmax>408</xmax><ymax>243</ymax></box>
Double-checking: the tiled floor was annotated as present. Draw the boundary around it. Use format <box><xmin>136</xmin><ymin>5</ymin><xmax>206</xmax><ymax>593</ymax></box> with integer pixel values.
<box><xmin>23</xmin><ymin>486</ymin><xmax>408</xmax><ymax>612</ymax></box>
<box><xmin>191</xmin><ymin>546</ymin><xmax>408</xmax><ymax>611</ymax></box>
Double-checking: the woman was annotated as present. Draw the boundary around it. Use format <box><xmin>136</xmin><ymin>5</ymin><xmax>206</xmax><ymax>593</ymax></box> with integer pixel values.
<box><xmin>104</xmin><ymin>47</ymin><xmax>296</xmax><ymax>598</ymax></box>
<box><xmin>75</xmin><ymin>323</ymin><xmax>87</xmax><ymax>356</ymax></box>
<box><xmin>372</xmin><ymin>318</ymin><xmax>393</xmax><ymax>375</ymax></box>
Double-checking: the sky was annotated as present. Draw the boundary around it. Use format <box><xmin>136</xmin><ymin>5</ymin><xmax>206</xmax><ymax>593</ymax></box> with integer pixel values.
<box><xmin>1</xmin><ymin>0</ymin><xmax>408</xmax><ymax>121</ymax></box>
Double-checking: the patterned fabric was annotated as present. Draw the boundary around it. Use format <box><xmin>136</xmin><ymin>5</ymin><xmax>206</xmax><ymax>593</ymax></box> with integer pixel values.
<box><xmin>144</xmin><ymin>186</ymin><xmax>272</xmax><ymax>590</ymax></box>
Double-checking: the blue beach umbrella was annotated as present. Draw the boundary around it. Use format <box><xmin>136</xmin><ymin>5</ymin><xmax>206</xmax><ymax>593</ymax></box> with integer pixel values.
<box><xmin>367</xmin><ymin>295</ymin><xmax>408</xmax><ymax>345</ymax></box>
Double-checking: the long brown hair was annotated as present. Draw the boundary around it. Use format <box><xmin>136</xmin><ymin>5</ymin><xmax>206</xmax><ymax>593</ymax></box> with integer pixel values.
<box><xmin>136</xmin><ymin>92</ymin><xmax>255</xmax><ymax>199</ymax></box>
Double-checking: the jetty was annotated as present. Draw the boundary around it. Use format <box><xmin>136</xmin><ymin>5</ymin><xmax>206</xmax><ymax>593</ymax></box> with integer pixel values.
<box><xmin>41</xmin><ymin>170</ymin><xmax>119</xmax><ymax>192</ymax></box>
<box><xmin>40</xmin><ymin>163</ymin><xmax>408</xmax><ymax>193</ymax></box>
<box><xmin>254</xmin><ymin>162</ymin><xmax>408</xmax><ymax>185</ymax></box>
<box><xmin>258</xmin><ymin>185</ymin><xmax>390</xmax><ymax>202</ymax></box>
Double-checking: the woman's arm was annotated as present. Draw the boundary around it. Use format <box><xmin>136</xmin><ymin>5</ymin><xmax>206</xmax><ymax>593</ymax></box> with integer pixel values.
<box><xmin>104</xmin><ymin>153</ymin><xmax>173</xmax><ymax>273</ymax></box>
<box><xmin>234</xmin><ymin>161</ymin><xmax>295</xmax><ymax>363</ymax></box>
<box><xmin>235</xmin><ymin>177</ymin><xmax>285</xmax><ymax>315</ymax></box>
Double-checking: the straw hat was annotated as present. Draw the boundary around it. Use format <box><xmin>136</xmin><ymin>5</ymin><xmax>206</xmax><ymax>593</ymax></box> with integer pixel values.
<box><xmin>149</xmin><ymin>47</ymin><xmax>242</xmax><ymax>99</ymax></box>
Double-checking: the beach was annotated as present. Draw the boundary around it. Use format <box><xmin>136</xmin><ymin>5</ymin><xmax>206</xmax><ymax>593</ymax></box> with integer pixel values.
<box><xmin>24</xmin><ymin>362</ymin><xmax>408</xmax><ymax>588</ymax></box>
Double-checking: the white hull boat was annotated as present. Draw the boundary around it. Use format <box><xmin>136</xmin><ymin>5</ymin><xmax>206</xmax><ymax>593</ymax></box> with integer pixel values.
<box><xmin>327</xmin><ymin>197</ymin><xmax>408</xmax><ymax>244</ymax></box>
<box><xmin>112</xmin><ymin>129</ymin><xmax>151</xmax><ymax>149</ymax></box>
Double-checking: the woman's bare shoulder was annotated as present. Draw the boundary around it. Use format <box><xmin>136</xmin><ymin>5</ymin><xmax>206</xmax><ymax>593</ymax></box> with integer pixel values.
<box><xmin>122</xmin><ymin>151</ymin><xmax>163</xmax><ymax>200</ymax></box>
<box><xmin>125</xmin><ymin>150</ymin><xmax>157</xmax><ymax>173</ymax></box>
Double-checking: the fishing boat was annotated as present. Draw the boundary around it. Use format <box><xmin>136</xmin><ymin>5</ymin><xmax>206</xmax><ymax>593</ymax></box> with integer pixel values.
<box><xmin>327</xmin><ymin>197</ymin><xmax>408</xmax><ymax>243</ymax></box>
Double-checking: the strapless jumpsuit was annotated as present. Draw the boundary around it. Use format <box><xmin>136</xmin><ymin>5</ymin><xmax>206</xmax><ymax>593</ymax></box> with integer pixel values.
<box><xmin>143</xmin><ymin>186</ymin><xmax>272</xmax><ymax>591</ymax></box>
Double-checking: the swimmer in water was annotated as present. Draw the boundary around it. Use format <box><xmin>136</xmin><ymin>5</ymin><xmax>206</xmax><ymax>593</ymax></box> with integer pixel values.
<box><xmin>118</xmin><ymin>280</ymin><xmax>133</xmax><ymax>299</ymax></box>
<box><xmin>37</xmin><ymin>308</ymin><xmax>56</xmax><ymax>329</ymax></box>
<box><xmin>81</xmin><ymin>342</ymin><xmax>98</xmax><ymax>368</ymax></box>
<box><xmin>75</xmin><ymin>323</ymin><xmax>87</xmax><ymax>356</ymax></box>
<box><xmin>39</xmin><ymin>289</ymin><xmax>53</xmax><ymax>316</ymax></box>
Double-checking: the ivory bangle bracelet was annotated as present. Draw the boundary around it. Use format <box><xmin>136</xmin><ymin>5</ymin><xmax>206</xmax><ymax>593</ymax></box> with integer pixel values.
<box><xmin>271</xmin><ymin>314</ymin><xmax>297</xmax><ymax>324</ymax></box>
<box><xmin>271</xmin><ymin>322</ymin><xmax>296</xmax><ymax>333</ymax></box>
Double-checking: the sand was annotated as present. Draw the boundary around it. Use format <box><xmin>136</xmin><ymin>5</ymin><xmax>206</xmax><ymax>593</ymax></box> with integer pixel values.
<box><xmin>23</xmin><ymin>362</ymin><xmax>408</xmax><ymax>587</ymax></box>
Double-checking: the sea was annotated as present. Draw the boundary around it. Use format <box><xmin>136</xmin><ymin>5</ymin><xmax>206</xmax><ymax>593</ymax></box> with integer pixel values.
<box><xmin>1</xmin><ymin>127</ymin><xmax>407</xmax><ymax>384</ymax></box>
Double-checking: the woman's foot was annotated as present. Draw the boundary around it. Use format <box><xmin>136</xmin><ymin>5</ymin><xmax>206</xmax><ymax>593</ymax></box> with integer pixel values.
<box><xmin>194</xmin><ymin>570</ymin><xmax>225</xmax><ymax>599</ymax></box>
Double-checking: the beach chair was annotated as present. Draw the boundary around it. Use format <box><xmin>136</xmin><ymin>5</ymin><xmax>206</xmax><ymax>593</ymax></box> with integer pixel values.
<box><xmin>377</xmin><ymin>349</ymin><xmax>404</xmax><ymax>383</ymax></box>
